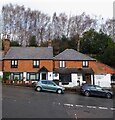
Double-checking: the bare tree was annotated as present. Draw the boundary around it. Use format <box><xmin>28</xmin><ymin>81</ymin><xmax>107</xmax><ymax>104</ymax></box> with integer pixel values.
<box><xmin>69</xmin><ymin>12</ymin><xmax>96</xmax><ymax>51</ymax></box>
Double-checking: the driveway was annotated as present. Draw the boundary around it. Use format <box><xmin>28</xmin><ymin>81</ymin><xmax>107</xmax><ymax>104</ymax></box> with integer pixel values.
<box><xmin>2</xmin><ymin>85</ymin><xmax>115</xmax><ymax>119</ymax></box>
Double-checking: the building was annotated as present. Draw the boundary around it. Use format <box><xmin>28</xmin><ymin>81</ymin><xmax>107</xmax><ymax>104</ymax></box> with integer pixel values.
<box><xmin>3</xmin><ymin>39</ymin><xmax>115</xmax><ymax>87</ymax></box>
<box><xmin>3</xmin><ymin>39</ymin><xmax>53</xmax><ymax>82</ymax></box>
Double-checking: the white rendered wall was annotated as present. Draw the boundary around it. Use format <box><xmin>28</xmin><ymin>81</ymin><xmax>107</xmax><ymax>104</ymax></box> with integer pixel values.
<box><xmin>94</xmin><ymin>74</ymin><xmax>111</xmax><ymax>87</ymax></box>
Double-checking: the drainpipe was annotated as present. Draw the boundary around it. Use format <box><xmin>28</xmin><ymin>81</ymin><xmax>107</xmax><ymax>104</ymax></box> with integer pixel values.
<box><xmin>93</xmin><ymin>73</ymin><xmax>95</xmax><ymax>85</ymax></box>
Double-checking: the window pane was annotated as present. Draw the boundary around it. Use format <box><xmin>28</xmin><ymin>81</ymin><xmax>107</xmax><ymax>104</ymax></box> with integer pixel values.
<box><xmin>14</xmin><ymin>74</ymin><xmax>20</xmax><ymax>80</ymax></box>
<box><xmin>34</xmin><ymin>61</ymin><xmax>36</xmax><ymax>65</ymax></box>
<box><xmin>86</xmin><ymin>61</ymin><xmax>88</xmax><ymax>66</ymax></box>
<box><xmin>63</xmin><ymin>61</ymin><xmax>65</xmax><ymax>67</ymax></box>
<box><xmin>12</xmin><ymin>60</ymin><xmax>14</xmax><ymax>65</ymax></box>
<box><xmin>30</xmin><ymin>74</ymin><xmax>36</xmax><ymax>80</ymax></box>
<box><xmin>37</xmin><ymin>61</ymin><xmax>39</xmax><ymax>66</ymax></box>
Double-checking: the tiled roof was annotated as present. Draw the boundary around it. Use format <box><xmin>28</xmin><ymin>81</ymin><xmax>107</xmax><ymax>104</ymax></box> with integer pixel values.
<box><xmin>4</xmin><ymin>47</ymin><xmax>53</xmax><ymax>60</ymax></box>
<box><xmin>92</xmin><ymin>61</ymin><xmax>115</xmax><ymax>74</ymax></box>
<box><xmin>54</xmin><ymin>49</ymin><xmax>95</xmax><ymax>61</ymax></box>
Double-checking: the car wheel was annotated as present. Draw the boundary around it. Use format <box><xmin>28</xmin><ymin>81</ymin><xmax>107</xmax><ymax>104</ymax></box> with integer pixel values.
<box><xmin>36</xmin><ymin>86</ymin><xmax>42</xmax><ymax>92</ymax></box>
<box><xmin>57</xmin><ymin>89</ymin><xmax>62</xmax><ymax>94</ymax></box>
<box><xmin>84</xmin><ymin>91</ymin><xmax>90</xmax><ymax>97</ymax></box>
<box><xmin>106</xmin><ymin>93</ymin><xmax>112</xmax><ymax>99</ymax></box>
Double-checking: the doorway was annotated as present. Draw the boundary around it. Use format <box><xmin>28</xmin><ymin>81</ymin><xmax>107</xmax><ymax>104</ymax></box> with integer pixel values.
<box><xmin>41</xmin><ymin>72</ymin><xmax>47</xmax><ymax>80</ymax></box>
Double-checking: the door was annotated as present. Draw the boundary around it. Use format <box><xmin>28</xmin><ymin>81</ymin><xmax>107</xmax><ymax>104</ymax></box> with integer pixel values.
<box><xmin>94</xmin><ymin>85</ymin><xmax>106</xmax><ymax>97</ymax></box>
<box><xmin>85</xmin><ymin>74</ymin><xmax>91</xmax><ymax>84</ymax></box>
<box><xmin>47</xmin><ymin>81</ymin><xmax>57</xmax><ymax>92</ymax></box>
<box><xmin>41</xmin><ymin>72</ymin><xmax>47</xmax><ymax>80</ymax></box>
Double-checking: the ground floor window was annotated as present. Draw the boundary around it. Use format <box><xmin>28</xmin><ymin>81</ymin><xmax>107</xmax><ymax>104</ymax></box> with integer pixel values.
<box><xmin>27</xmin><ymin>72</ymin><xmax>39</xmax><ymax>81</ymax></box>
<box><xmin>10</xmin><ymin>72</ymin><xmax>23</xmax><ymax>80</ymax></box>
<box><xmin>60</xmin><ymin>74</ymin><xmax>71</xmax><ymax>85</ymax></box>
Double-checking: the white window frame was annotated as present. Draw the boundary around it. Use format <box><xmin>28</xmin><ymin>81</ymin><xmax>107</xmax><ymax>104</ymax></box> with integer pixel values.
<box><xmin>11</xmin><ymin>60</ymin><xmax>18</xmax><ymax>68</ymax></box>
<box><xmin>83</xmin><ymin>61</ymin><xmax>89</xmax><ymax>67</ymax></box>
<box><xmin>33</xmin><ymin>60</ymin><xmax>40</xmax><ymax>68</ymax></box>
<box><xmin>60</xmin><ymin>61</ymin><xmax>65</xmax><ymax>68</ymax></box>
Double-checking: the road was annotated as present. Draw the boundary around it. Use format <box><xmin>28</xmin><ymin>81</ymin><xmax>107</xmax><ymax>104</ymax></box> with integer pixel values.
<box><xmin>2</xmin><ymin>85</ymin><xmax>115</xmax><ymax>119</ymax></box>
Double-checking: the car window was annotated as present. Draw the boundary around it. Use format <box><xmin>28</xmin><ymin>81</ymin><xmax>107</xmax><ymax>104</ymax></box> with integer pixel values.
<box><xmin>89</xmin><ymin>86</ymin><xmax>96</xmax><ymax>90</ymax></box>
<box><xmin>41</xmin><ymin>81</ymin><xmax>47</xmax><ymax>84</ymax></box>
<box><xmin>95</xmin><ymin>86</ymin><xmax>102</xmax><ymax>90</ymax></box>
<box><xmin>47</xmin><ymin>81</ymin><xmax>55</xmax><ymax>86</ymax></box>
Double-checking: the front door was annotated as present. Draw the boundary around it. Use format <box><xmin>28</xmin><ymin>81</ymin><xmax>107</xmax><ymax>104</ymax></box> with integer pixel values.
<box><xmin>85</xmin><ymin>74</ymin><xmax>91</xmax><ymax>84</ymax></box>
<box><xmin>41</xmin><ymin>73</ymin><xmax>47</xmax><ymax>80</ymax></box>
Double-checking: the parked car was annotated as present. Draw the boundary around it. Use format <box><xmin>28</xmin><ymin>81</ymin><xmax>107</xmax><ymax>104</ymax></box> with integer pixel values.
<box><xmin>80</xmin><ymin>84</ymin><xmax>113</xmax><ymax>99</ymax></box>
<box><xmin>35</xmin><ymin>80</ymin><xmax>65</xmax><ymax>94</ymax></box>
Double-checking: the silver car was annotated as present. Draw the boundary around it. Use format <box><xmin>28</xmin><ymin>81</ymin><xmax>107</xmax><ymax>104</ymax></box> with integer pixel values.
<box><xmin>35</xmin><ymin>80</ymin><xmax>65</xmax><ymax>94</ymax></box>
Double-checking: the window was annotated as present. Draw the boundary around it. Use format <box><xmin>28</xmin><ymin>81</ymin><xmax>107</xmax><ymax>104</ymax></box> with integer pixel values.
<box><xmin>27</xmin><ymin>72</ymin><xmax>39</xmax><ymax>81</ymax></box>
<box><xmin>41</xmin><ymin>81</ymin><xmax>47</xmax><ymax>84</ymax></box>
<box><xmin>10</xmin><ymin>72</ymin><xmax>23</xmax><ymax>80</ymax></box>
<box><xmin>47</xmin><ymin>81</ymin><xmax>55</xmax><ymax>86</ymax></box>
<box><xmin>33</xmin><ymin>60</ymin><xmax>39</xmax><ymax>68</ymax></box>
<box><xmin>95</xmin><ymin>86</ymin><xmax>102</xmax><ymax>90</ymax></box>
<box><xmin>11</xmin><ymin>60</ymin><xmax>18</xmax><ymax>68</ymax></box>
<box><xmin>60</xmin><ymin>61</ymin><xmax>65</xmax><ymax>68</ymax></box>
<box><xmin>82</xmin><ymin>61</ymin><xmax>89</xmax><ymax>67</ymax></box>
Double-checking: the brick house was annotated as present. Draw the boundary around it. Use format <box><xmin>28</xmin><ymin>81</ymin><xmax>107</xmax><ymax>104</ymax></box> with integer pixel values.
<box><xmin>3</xmin><ymin>39</ymin><xmax>53</xmax><ymax>82</ymax></box>
<box><xmin>53</xmin><ymin>49</ymin><xmax>115</xmax><ymax>87</ymax></box>
<box><xmin>3</xmin><ymin>39</ymin><xmax>115</xmax><ymax>87</ymax></box>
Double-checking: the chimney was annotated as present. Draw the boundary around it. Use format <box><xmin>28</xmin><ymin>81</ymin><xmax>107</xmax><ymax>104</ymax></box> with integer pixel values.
<box><xmin>48</xmin><ymin>39</ymin><xmax>52</xmax><ymax>48</ymax></box>
<box><xmin>4</xmin><ymin>39</ymin><xmax>10</xmax><ymax>55</ymax></box>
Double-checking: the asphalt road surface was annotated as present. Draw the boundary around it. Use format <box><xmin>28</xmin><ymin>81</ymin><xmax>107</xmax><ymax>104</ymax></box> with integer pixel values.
<box><xmin>2</xmin><ymin>85</ymin><xmax>115</xmax><ymax>119</ymax></box>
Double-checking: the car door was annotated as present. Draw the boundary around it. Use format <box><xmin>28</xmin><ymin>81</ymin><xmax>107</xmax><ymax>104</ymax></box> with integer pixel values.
<box><xmin>41</xmin><ymin>81</ymin><xmax>49</xmax><ymax>90</ymax></box>
<box><xmin>47</xmin><ymin>81</ymin><xmax>57</xmax><ymax>92</ymax></box>
<box><xmin>89</xmin><ymin>85</ymin><xmax>97</xmax><ymax>96</ymax></box>
<box><xmin>94</xmin><ymin>85</ymin><xmax>106</xmax><ymax>97</ymax></box>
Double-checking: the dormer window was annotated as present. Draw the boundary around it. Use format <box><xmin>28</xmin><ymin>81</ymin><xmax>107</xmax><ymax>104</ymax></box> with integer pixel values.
<box><xmin>11</xmin><ymin>60</ymin><xmax>18</xmax><ymax>68</ymax></box>
<box><xmin>33</xmin><ymin>60</ymin><xmax>39</xmax><ymax>68</ymax></box>
<box><xmin>83</xmin><ymin>61</ymin><xmax>89</xmax><ymax>67</ymax></box>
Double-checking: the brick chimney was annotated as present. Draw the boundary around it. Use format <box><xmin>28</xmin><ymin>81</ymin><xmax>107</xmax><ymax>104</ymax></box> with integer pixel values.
<box><xmin>48</xmin><ymin>39</ymin><xmax>52</xmax><ymax>48</ymax></box>
<box><xmin>4</xmin><ymin>39</ymin><xmax>10</xmax><ymax>55</ymax></box>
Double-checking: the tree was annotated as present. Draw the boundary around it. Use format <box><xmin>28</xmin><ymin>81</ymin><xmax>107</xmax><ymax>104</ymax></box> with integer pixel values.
<box><xmin>28</xmin><ymin>36</ymin><xmax>37</xmax><ymax>47</ymax></box>
<box><xmin>68</xmin><ymin>12</ymin><xmax>96</xmax><ymax>51</ymax></box>
<box><xmin>100</xmin><ymin>41</ymin><xmax>115</xmax><ymax>68</ymax></box>
<box><xmin>10</xmin><ymin>40</ymin><xmax>20</xmax><ymax>47</ymax></box>
<box><xmin>80</xmin><ymin>29</ymin><xmax>115</xmax><ymax>68</ymax></box>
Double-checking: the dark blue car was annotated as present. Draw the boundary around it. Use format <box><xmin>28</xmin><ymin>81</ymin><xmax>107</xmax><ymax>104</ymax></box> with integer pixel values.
<box><xmin>80</xmin><ymin>84</ymin><xmax>113</xmax><ymax>99</ymax></box>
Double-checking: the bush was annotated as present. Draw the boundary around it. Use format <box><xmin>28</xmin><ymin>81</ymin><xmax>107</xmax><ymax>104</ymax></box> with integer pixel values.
<box><xmin>3</xmin><ymin>72</ymin><xmax>10</xmax><ymax>80</ymax></box>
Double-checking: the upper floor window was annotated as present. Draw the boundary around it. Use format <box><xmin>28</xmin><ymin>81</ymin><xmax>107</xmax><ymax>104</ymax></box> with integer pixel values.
<box><xmin>33</xmin><ymin>60</ymin><xmax>39</xmax><ymax>68</ymax></box>
<box><xmin>11</xmin><ymin>60</ymin><xmax>18</xmax><ymax>68</ymax></box>
<box><xmin>82</xmin><ymin>61</ymin><xmax>89</xmax><ymax>67</ymax></box>
<box><xmin>60</xmin><ymin>61</ymin><xmax>65</xmax><ymax>68</ymax></box>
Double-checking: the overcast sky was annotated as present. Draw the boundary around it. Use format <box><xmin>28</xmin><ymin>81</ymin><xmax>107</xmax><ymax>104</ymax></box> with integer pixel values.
<box><xmin>0</xmin><ymin>0</ymin><xmax>114</xmax><ymax>19</ymax></box>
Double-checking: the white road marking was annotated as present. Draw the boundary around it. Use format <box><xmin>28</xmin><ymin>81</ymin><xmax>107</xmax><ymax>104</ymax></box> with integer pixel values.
<box><xmin>75</xmin><ymin>104</ymin><xmax>83</xmax><ymax>107</ymax></box>
<box><xmin>13</xmin><ymin>100</ymin><xmax>16</xmax><ymax>102</ymax></box>
<box><xmin>110</xmin><ymin>108</ymin><xmax>115</xmax><ymax>111</ymax></box>
<box><xmin>87</xmin><ymin>106</ymin><xmax>96</xmax><ymax>109</ymax></box>
<box><xmin>58</xmin><ymin>103</ymin><xmax>61</xmax><ymax>105</ymax></box>
<box><xmin>64</xmin><ymin>103</ymin><xmax>73</xmax><ymax>107</ymax></box>
<box><xmin>98</xmin><ymin>107</ymin><xmax>108</xmax><ymax>110</ymax></box>
<box><xmin>63</xmin><ymin>103</ymin><xmax>113</xmax><ymax>111</ymax></box>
